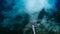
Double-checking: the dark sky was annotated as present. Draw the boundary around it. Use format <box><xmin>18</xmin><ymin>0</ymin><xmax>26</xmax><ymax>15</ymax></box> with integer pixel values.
<box><xmin>56</xmin><ymin>0</ymin><xmax>60</xmax><ymax>10</ymax></box>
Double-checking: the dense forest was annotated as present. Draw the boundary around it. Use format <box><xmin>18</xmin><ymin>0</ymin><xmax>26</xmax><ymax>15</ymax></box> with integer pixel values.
<box><xmin>0</xmin><ymin>0</ymin><xmax>60</xmax><ymax>34</ymax></box>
